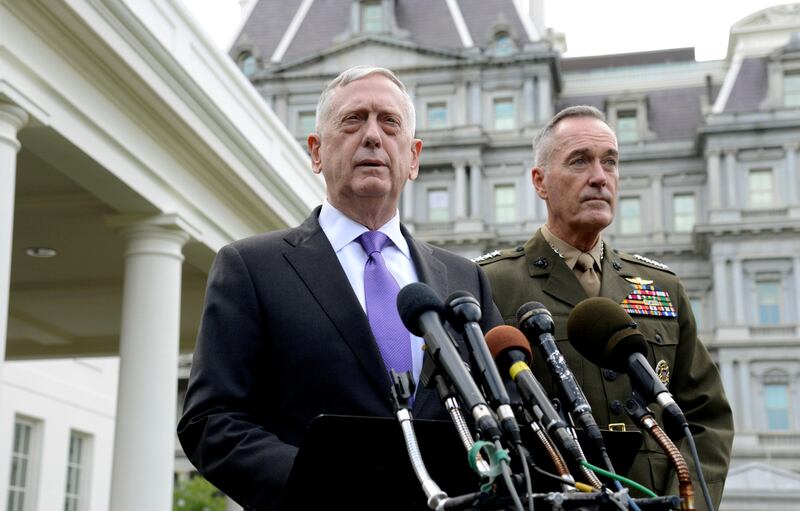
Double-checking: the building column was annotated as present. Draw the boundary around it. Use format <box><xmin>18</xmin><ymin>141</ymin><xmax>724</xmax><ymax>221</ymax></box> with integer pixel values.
<box><xmin>650</xmin><ymin>176</ymin><xmax>663</xmax><ymax>237</ymax></box>
<box><xmin>522</xmin><ymin>78</ymin><xmax>535</xmax><ymax>126</ymax></box>
<box><xmin>706</xmin><ymin>150</ymin><xmax>722</xmax><ymax>210</ymax></box>
<box><xmin>785</xmin><ymin>143</ymin><xmax>799</xmax><ymax>205</ymax></box>
<box><xmin>454</xmin><ymin>162</ymin><xmax>467</xmax><ymax>219</ymax></box>
<box><xmin>713</xmin><ymin>257</ymin><xmax>730</xmax><ymax>324</ymax></box>
<box><xmin>109</xmin><ymin>216</ymin><xmax>191</xmax><ymax>511</ymax></box>
<box><xmin>724</xmin><ymin>149</ymin><xmax>737</xmax><ymax>208</ymax></box>
<box><xmin>719</xmin><ymin>360</ymin><xmax>737</xmax><ymax>427</ymax></box>
<box><xmin>526</xmin><ymin>168</ymin><xmax>540</xmax><ymax>220</ymax></box>
<box><xmin>737</xmin><ymin>360</ymin><xmax>753</xmax><ymax>431</ymax></box>
<box><xmin>402</xmin><ymin>179</ymin><xmax>415</xmax><ymax>223</ymax></box>
<box><xmin>469</xmin><ymin>162</ymin><xmax>482</xmax><ymax>219</ymax></box>
<box><xmin>468</xmin><ymin>81</ymin><xmax>481</xmax><ymax>126</ymax></box>
<box><xmin>793</xmin><ymin>256</ymin><xmax>800</xmax><ymax>326</ymax></box>
<box><xmin>536</xmin><ymin>75</ymin><xmax>552</xmax><ymax>122</ymax></box>
<box><xmin>0</xmin><ymin>103</ymin><xmax>29</xmax><ymax>376</ymax></box>
<box><xmin>731</xmin><ymin>258</ymin><xmax>745</xmax><ymax>324</ymax></box>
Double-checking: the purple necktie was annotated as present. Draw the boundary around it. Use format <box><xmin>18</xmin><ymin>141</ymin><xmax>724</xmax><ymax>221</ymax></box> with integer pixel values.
<box><xmin>357</xmin><ymin>231</ymin><xmax>413</xmax><ymax>379</ymax></box>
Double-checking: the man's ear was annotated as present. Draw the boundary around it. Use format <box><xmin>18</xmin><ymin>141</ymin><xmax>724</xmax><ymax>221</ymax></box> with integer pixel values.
<box><xmin>532</xmin><ymin>166</ymin><xmax>547</xmax><ymax>199</ymax></box>
<box><xmin>408</xmin><ymin>138</ymin><xmax>423</xmax><ymax>181</ymax></box>
<box><xmin>308</xmin><ymin>133</ymin><xmax>322</xmax><ymax>174</ymax></box>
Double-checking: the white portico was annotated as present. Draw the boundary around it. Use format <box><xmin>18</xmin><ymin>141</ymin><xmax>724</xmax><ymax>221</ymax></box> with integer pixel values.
<box><xmin>0</xmin><ymin>0</ymin><xmax>324</xmax><ymax>510</ymax></box>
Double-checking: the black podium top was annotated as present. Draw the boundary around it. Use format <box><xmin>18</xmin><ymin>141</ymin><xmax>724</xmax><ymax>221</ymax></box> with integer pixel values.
<box><xmin>281</xmin><ymin>414</ymin><xmax>642</xmax><ymax>510</ymax></box>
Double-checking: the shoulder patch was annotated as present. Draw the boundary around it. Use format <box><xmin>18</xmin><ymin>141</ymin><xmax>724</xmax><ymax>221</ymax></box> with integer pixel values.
<box><xmin>473</xmin><ymin>248</ymin><xmax>524</xmax><ymax>265</ymax></box>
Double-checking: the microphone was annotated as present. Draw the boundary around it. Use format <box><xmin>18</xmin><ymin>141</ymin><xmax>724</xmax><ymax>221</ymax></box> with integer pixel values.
<box><xmin>444</xmin><ymin>291</ymin><xmax>522</xmax><ymax>445</ymax></box>
<box><xmin>566</xmin><ymin>297</ymin><xmax>688</xmax><ymax>432</ymax></box>
<box><xmin>397</xmin><ymin>282</ymin><xmax>502</xmax><ymax>441</ymax></box>
<box><xmin>516</xmin><ymin>302</ymin><xmax>607</xmax><ymax>456</ymax></box>
<box><xmin>485</xmin><ymin>325</ymin><xmax>583</xmax><ymax>463</ymax></box>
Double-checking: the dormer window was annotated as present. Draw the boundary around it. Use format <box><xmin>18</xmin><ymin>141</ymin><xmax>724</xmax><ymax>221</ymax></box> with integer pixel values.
<box><xmin>493</xmin><ymin>32</ymin><xmax>514</xmax><ymax>56</ymax></box>
<box><xmin>361</xmin><ymin>0</ymin><xmax>384</xmax><ymax>33</ymax></box>
<box><xmin>607</xmin><ymin>96</ymin><xmax>654</xmax><ymax>143</ymax></box>
<box><xmin>616</xmin><ymin>109</ymin><xmax>639</xmax><ymax>143</ymax></box>
<box><xmin>238</xmin><ymin>52</ymin><xmax>257</xmax><ymax>77</ymax></box>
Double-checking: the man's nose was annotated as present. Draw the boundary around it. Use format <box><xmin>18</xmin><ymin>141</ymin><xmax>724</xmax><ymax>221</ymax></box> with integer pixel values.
<box><xmin>362</xmin><ymin>116</ymin><xmax>381</xmax><ymax>147</ymax></box>
<box><xmin>588</xmin><ymin>159</ymin><xmax>607</xmax><ymax>186</ymax></box>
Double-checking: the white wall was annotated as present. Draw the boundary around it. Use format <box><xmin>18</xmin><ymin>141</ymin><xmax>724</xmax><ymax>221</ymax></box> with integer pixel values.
<box><xmin>0</xmin><ymin>358</ymin><xmax>118</xmax><ymax>511</ymax></box>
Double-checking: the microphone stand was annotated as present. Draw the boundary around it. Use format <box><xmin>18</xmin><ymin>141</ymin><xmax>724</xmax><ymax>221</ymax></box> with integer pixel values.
<box><xmin>625</xmin><ymin>392</ymin><xmax>696</xmax><ymax>511</ymax></box>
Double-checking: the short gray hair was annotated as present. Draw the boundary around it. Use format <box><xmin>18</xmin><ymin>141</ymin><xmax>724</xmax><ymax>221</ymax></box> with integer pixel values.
<box><xmin>315</xmin><ymin>66</ymin><xmax>416</xmax><ymax>138</ymax></box>
<box><xmin>533</xmin><ymin>105</ymin><xmax>609</xmax><ymax>168</ymax></box>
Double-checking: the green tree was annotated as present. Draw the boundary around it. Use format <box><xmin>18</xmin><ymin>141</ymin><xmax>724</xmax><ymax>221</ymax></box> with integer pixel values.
<box><xmin>173</xmin><ymin>475</ymin><xmax>225</xmax><ymax>511</ymax></box>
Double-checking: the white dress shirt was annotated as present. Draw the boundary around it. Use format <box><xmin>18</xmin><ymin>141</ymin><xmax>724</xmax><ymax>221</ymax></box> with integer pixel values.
<box><xmin>318</xmin><ymin>200</ymin><xmax>424</xmax><ymax>385</ymax></box>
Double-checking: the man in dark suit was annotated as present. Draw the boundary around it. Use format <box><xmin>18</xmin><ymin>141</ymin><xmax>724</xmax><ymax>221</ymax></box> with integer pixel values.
<box><xmin>177</xmin><ymin>66</ymin><xmax>502</xmax><ymax>510</ymax></box>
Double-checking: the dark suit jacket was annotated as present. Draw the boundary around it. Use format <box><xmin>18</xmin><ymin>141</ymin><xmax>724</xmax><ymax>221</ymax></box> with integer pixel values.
<box><xmin>177</xmin><ymin>208</ymin><xmax>502</xmax><ymax>510</ymax></box>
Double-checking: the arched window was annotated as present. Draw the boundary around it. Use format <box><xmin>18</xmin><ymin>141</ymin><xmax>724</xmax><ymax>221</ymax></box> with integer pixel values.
<box><xmin>238</xmin><ymin>52</ymin><xmax>257</xmax><ymax>77</ymax></box>
<box><xmin>494</xmin><ymin>32</ymin><xmax>514</xmax><ymax>56</ymax></box>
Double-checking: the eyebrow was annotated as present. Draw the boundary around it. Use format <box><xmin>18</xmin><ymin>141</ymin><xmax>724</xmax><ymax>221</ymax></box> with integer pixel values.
<box><xmin>564</xmin><ymin>147</ymin><xmax>619</xmax><ymax>160</ymax></box>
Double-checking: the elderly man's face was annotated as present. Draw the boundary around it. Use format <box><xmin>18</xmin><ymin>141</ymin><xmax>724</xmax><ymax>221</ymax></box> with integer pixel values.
<box><xmin>308</xmin><ymin>75</ymin><xmax>421</xmax><ymax>220</ymax></box>
<box><xmin>533</xmin><ymin>116</ymin><xmax>619</xmax><ymax>240</ymax></box>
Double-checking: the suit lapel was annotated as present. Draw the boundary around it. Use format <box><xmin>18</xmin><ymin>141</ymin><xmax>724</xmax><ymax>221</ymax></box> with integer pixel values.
<box><xmin>282</xmin><ymin>209</ymin><xmax>389</xmax><ymax>397</ymax></box>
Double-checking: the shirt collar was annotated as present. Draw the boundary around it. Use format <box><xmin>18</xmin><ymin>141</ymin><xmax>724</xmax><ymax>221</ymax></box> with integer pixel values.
<box><xmin>541</xmin><ymin>224</ymin><xmax>603</xmax><ymax>272</ymax></box>
<box><xmin>319</xmin><ymin>199</ymin><xmax>411</xmax><ymax>257</ymax></box>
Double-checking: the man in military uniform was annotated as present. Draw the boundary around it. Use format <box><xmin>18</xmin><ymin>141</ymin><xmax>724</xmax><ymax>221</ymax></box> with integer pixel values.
<box><xmin>478</xmin><ymin>105</ymin><xmax>733</xmax><ymax>509</ymax></box>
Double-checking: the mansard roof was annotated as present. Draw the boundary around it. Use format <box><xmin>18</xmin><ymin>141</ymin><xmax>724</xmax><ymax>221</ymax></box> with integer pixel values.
<box><xmin>561</xmin><ymin>48</ymin><xmax>695</xmax><ymax>72</ymax></box>
<box><xmin>231</xmin><ymin>0</ymin><xmax>538</xmax><ymax>65</ymax></box>
<box><xmin>723</xmin><ymin>56</ymin><xmax>769</xmax><ymax>113</ymax></box>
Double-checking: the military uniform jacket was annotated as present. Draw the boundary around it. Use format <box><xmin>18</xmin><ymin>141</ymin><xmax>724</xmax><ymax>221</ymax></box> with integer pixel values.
<box><xmin>478</xmin><ymin>229</ymin><xmax>733</xmax><ymax>509</ymax></box>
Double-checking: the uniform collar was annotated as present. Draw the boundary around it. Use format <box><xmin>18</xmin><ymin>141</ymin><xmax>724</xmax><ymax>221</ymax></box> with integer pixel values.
<box><xmin>541</xmin><ymin>224</ymin><xmax>603</xmax><ymax>272</ymax></box>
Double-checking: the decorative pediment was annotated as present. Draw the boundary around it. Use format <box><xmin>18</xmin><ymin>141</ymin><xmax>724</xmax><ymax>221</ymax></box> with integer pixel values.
<box><xmin>734</xmin><ymin>4</ymin><xmax>800</xmax><ymax>32</ymax></box>
<box><xmin>726</xmin><ymin>462</ymin><xmax>800</xmax><ymax>490</ymax></box>
<box><xmin>271</xmin><ymin>36</ymin><xmax>470</xmax><ymax>75</ymax></box>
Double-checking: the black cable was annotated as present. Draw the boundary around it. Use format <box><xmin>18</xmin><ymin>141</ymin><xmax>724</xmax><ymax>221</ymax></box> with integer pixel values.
<box><xmin>683</xmin><ymin>424</ymin><xmax>715</xmax><ymax>511</ymax></box>
<box><xmin>497</xmin><ymin>440</ymin><xmax>524</xmax><ymax>511</ymax></box>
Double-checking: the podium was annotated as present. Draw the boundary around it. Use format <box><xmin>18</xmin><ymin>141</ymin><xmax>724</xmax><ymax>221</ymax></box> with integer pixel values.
<box><xmin>281</xmin><ymin>415</ymin><xmax>644</xmax><ymax>510</ymax></box>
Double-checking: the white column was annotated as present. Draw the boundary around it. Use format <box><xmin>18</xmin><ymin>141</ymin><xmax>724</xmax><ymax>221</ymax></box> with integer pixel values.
<box><xmin>713</xmin><ymin>257</ymin><xmax>729</xmax><ymax>324</ymax></box>
<box><xmin>719</xmin><ymin>360</ymin><xmax>737</xmax><ymax>427</ymax></box>
<box><xmin>469</xmin><ymin>162</ymin><xmax>482</xmax><ymax>219</ymax></box>
<box><xmin>737</xmin><ymin>360</ymin><xmax>753</xmax><ymax>430</ymax></box>
<box><xmin>785</xmin><ymin>143</ymin><xmax>798</xmax><ymax>204</ymax></box>
<box><xmin>526</xmin><ymin>168</ymin><xmax>540</xmax><ymax>220</ymax></box>
<box><xmin>522</xmin><ymin>78</ymin><xmax>535</xmax><ymax>126</ymax></box>
<box><xmin>536</xmin><ymin>75</ymin><xmax>552</xmax><ymax>122</ymax></box>
<box><xmin>0</xmin><ymin>103</ymin><xmax>28</xmax><ymax>377</ymax></box>
<box><xmin>402</xmin><ymin>179</ymin><xmax>415</xmax><ymax>223</ymax></box>
<box><xmin>468</xmin><ymin>81</ymin><xmax>481</xmax><ymax>125</ymax></box>
<box><xmin>793</xmin><ymin>256</ymin><xmax>800</xmax><ymax>326</ymax></box>
<box><xmin>707</xmin><ymin>150</ymin><xmax>722</xmax><ymax>210</ymax></box>
<box><xmin>731</xmin><ymin>259</ymin><xmax>745</xmax><ymax>324</ymax></box>
<box><xmin>650</xmin><ymin>175</ymin><xmax>663</xmax><ymax>235</ymax></box>
<box><xmin>724</xmin><ymin>149</ymin><xmax>737</xmax><ymax>208</ymax></box>
<box><xmin>454</xmin><ymin>162</ymin><xmax>467</xmax><ymax>219</ymax></box>
<box><xmin>109</xmin><ymin>217</ymin><xmax>190</xmax><ymax>511</ymax></box>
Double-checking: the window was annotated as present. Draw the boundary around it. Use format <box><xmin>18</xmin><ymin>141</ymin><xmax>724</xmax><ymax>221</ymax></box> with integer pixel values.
<box><xmin>427</xmin><ymin>188</ymin><xmax>449</xmax><ymax>222</ymax></box>
<box><xmin>64</xmin><ymin>432</ymin><xmax>89</xmax><ymax>511</ymax></box>
<box><xmin>673</xmin><ymin>193</ymin><xmax>696</xmax><ymax>232</ymax></box>
<box><xmin>616</xmin><ymin>109</ymin><xmax>638</xmax><ymax>143</ymax></box>
<box><xmin>493</xmin><ymin>98</ymin><xmax>514</xmax><ymax>130</ymax></box>
<box><xmin>493</xmin><ymin>32</ymin><xmax>514</xmax><ymax>56</ymax></box>
<box><xmin>494</xmin><ymin>184</ymin><xmax>516</xmax><ymax>223</ymax></box>
<box><xmin>748</xmin><ymin>168</ymin><xmax>774</xmax><ymax>207</ymax></box>
<box><xmin>784</xmin><ymin>71</ymin><xmax>800</xmax><ymax>107</ymax></box>
<box><xmin>360</xmin><ymin>1</ymin><xmax>383</xmax><ymax>32</ymax></box>
<box><xmin>427</xmin><ymin>103</ymin><xmax>447</xmax><ymax>129</ymax></box>
<box><xmin>298</xmin><ymin>111</ymin><xmax>316</xmax><ymax>136</ymax></box>
<box><xmin>757</xmin><ymin>280</ymin><xmax>780</xmax><ymax>325</ymax></box>
<box><xmin>619</xmin><ymin>197</ymin><xmax>642</xmax><ymax>234</ymax></box>
<box><xmin>765</xmin><ymin>382</ymin><xmax>790</xmax><ymax>430</ymax></box>
<box><xmin>7</xmin><ymin>419</ymin><xmax>35</xmax><ymax>511</ymax></box>
<box><xmin>238</xmin><ymin>52</ymin><xmax>257</xmax><ymax>77</ymax></box>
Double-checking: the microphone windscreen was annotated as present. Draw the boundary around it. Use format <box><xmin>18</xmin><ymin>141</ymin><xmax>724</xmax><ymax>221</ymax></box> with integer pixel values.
<box><xmin>567</xmin><ymin>297</ymin><xmax>647</xmax><ymax>372</ymax></box>
<box><xmin>397</xmin><ymin>282</ymin><xmax>444</xmax><ymax>337</ymax></box>
<box><xmin>485</xmin><ymin>325</ymin><xmax>532</xmax><ymax>364</ymax></box>
<box><xmin>515</xmin><ymin>301</ymin><xmax>549</xmax><ymax>326</ymax></box>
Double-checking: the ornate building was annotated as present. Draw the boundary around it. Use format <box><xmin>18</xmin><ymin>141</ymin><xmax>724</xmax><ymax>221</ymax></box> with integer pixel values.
<box><xmin>230</xmin><ymin>1</ymin><xmax>800</xmax><ymax>509</ymax></box>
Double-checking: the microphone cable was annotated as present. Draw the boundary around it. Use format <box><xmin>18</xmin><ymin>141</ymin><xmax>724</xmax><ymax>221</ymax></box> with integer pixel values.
<box><xmin>683</xmin><ymin>423</ymin><xmax>715</xmax><ymax>511</ymax></box>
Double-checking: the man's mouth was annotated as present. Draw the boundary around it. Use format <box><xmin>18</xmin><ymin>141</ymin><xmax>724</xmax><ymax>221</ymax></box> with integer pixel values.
<box><xmin>356</xmin><ymin>159</ymin><xmax>386</xmax><ymax>168</ymax></box>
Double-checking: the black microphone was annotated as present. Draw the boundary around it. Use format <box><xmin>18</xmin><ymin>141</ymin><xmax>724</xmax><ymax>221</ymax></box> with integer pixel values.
<box><xmin>397</xmin><ymin>282</ymin><xmax>502</xmax><ymax>441</ymax></box>
<box><xmin>566</xmin><ymin>297</ymin><xmax>688</xmax><ymax>432</ymax></box>
<box><xmin>516</xmin><ymin>302</ymin><xmax>607</xmax><ymax>456</ymax></box>
<box><xmin>485</xmin><ymin>325</ymin><xmax>584</xmax><ymax>463</ymax></box>
<box><xmin>445</xmin><ymin>291</ymin><xmax>522</xmax><ymax>445</ymax></box>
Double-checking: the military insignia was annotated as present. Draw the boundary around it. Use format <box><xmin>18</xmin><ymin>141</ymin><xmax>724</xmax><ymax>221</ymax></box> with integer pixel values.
<box><xmin>472</xmin><ymin>250</ymin><xmax>502</xmax><ymax>263</ymax></box>
<box><xmin>655</xmin><ymin>360</ymin><xmax>670</xmax><ymax>386</ymax></box>
<box><xmin>633</xmin><ymin>254</ymin><xmax>670</xmax><ymax>271</ymax></box>
<box><xmin>620</xmin><ymin>279</ymin><xmax>677</xmax><ymax>317</ymax></box>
